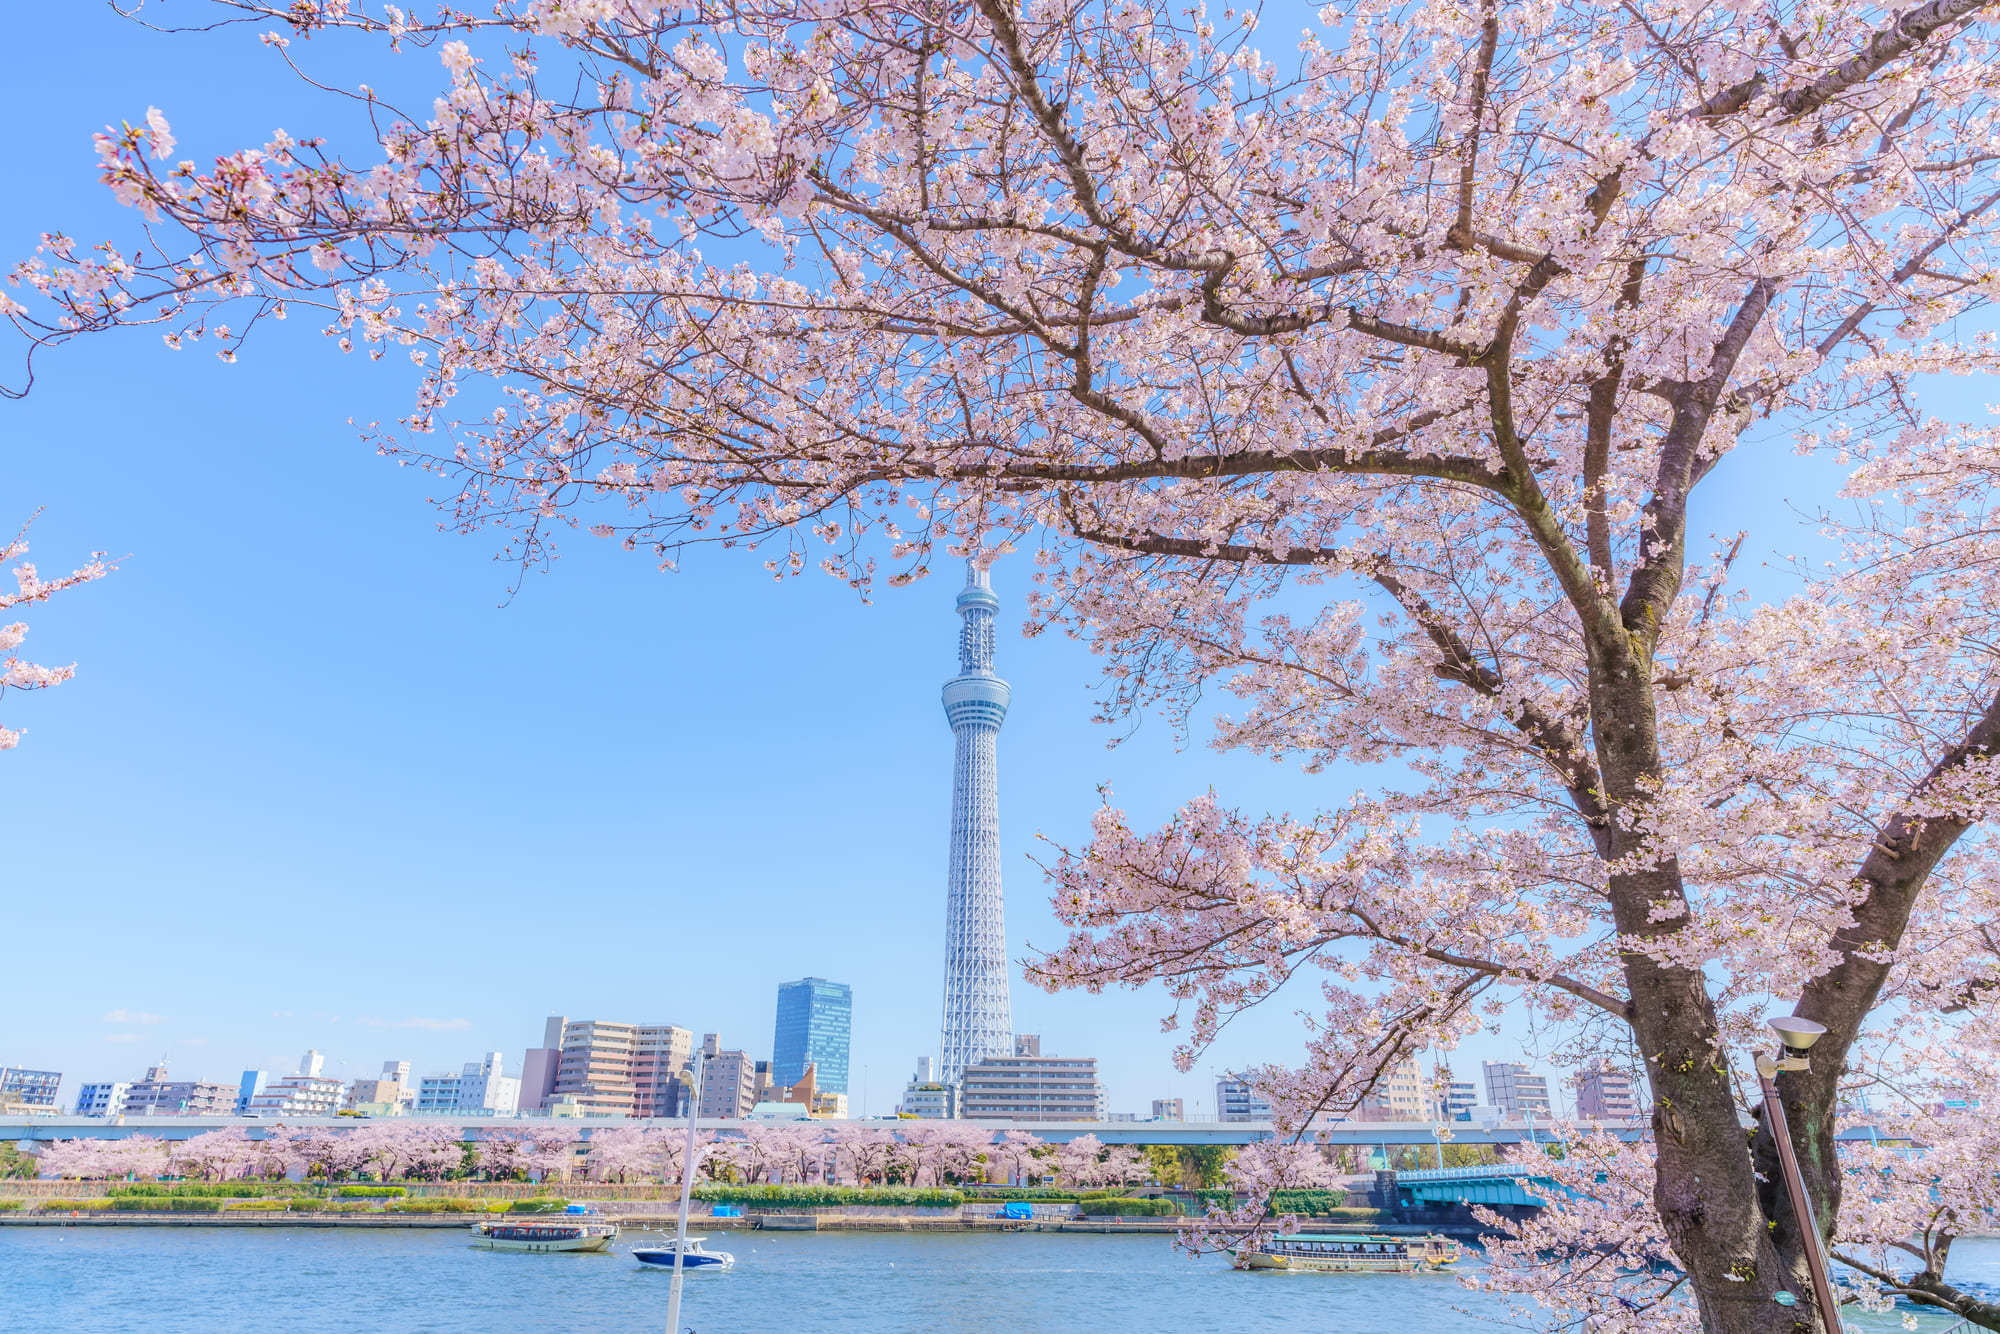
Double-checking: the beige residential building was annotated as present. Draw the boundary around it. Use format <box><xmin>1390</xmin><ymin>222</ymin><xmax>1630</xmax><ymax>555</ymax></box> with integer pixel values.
<box><xmin>551</xmin><ymin>1019</ymin><xmax>692</xmax><ymax>1117</ymax></box>
<box><xmin>960</xmin><ymin>1038</ymin><xmax>1103</xmax><ymax>1122</ymax></box>
<box><xmin>1353</xmin><ymin>1057</ymin><xmax>1429</xmax><ymax>1122</ymax></box>
<box><xmin>698</xmin><ymin>1035</ymin><xmax>757</xmax><ymax>1120</ymax></box>
<box><xmin>633</xmin><ymin>1025</ymin><xmax>693</xmax><ymax>1119</ymax></box>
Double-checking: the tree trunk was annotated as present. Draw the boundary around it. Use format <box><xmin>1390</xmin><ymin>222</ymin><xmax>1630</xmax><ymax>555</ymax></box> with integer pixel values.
<box><xmin>1594</xmin><ymin>660</ymin><xmax>1821</xmax><ymax>1331</ymax></box>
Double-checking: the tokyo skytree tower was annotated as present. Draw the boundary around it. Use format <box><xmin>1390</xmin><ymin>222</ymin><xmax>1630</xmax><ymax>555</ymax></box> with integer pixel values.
<box><xmin>939</xmin><ymin>560</ymin><xmax>1014</xmax><ymax>1084</ymax></box>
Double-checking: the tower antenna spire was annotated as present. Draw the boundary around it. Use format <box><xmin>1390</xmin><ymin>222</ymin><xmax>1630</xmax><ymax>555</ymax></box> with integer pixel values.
<box><xmin>939</xmin><ymin>557</ymin><xmax>1012</xmax><ymax>1084</ymax></box>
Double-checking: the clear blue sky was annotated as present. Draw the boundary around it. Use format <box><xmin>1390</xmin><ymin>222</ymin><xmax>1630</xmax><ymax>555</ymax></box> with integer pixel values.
<box><xmin>0</xmin><ymin>5</ymin><xmax>1940</xmax><ymax>1118</ymax></box>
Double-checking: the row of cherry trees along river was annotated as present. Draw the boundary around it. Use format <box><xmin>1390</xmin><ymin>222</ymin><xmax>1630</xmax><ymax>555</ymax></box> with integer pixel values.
<box><xmin>31</xmin><ymin>1123</ymin><xmax>1250</xmax><ymax>1191</ymax></box>
<box><xmin>9</xmin><ymin>0</ymin><xmax>2000</xmax><ymax>1330</ymax></box>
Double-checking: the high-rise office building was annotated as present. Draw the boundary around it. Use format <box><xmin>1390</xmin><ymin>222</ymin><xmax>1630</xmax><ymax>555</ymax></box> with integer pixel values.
<box><xmin>939</xmin><ymin>562</ymin><xmax>1014</xmax><ymax>1083</ymax></box>
<box><xmin>1576</xmin><ymin>1059</ymin><xmax>1642</xmax><ymax>1121</ymax></box>
<box><xmin>1483</xmin><ymin>1061</ymin><xmax>1554</xmax><ymax>1119</ymax></box>
<box><xmin>773</xmin><ymin>978</ymin><xmax>852</xmax><ymax>1095</ymax></box>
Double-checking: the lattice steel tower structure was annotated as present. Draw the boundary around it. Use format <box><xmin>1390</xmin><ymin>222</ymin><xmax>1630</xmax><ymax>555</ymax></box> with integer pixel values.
<box><xmin>939</xmin><ymin>561</ymin><xmax>1014</xmax><ymax>1084</ymax></box>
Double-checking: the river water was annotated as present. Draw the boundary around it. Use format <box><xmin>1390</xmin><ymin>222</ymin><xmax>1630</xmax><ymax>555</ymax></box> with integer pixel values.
<box><xmin>3</xmin><ymin>1225</ymin><xmax>1991</xmax><ymax>1332</ymax></box>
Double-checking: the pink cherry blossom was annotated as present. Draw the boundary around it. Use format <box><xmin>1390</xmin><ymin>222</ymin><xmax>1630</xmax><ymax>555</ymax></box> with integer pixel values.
<box><xmin>0</xmin><ymin>515</ymin><xmax>109</xmax><ymax>751</ymax></box>
<box><xmin>15</xmin><ymin>3</ymin><xmax>2000</xmax><ymax>1329</ymax></box>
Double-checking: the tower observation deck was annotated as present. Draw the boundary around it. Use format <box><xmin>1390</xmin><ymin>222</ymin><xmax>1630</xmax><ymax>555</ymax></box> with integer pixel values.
<box><xmin>939</xmin><ymin>561</ymin><xmax>1013</xmax><ymax>1084</ymax></box>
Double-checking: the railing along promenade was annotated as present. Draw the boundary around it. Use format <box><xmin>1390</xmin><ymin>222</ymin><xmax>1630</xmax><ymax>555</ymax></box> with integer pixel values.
<box><xmin>1</xmin><ymin>1113</ymin><xmax>1655</xmax><ymax>1147</ymax></box>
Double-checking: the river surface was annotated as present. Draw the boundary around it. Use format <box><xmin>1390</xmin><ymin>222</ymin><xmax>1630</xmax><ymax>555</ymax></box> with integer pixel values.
<box><xmin>4</xmin><ymin>1225</ymin><xmax>1993</xmax><ymax>1332</ymax></box>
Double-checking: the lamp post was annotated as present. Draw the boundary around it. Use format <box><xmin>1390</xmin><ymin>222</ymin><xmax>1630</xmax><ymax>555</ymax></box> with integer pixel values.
<box><xmin>1755</xmin><ymin>1016</ymin><xmax>1843</xmax><ymax>1334</ymax></box>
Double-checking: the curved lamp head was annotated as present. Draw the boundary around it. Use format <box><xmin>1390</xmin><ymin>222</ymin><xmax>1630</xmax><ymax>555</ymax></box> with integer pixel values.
<box><xmin>1767</xmin><ymin>1016</ymin><xmax>1827</xmax><ymax>1071</ymax></box>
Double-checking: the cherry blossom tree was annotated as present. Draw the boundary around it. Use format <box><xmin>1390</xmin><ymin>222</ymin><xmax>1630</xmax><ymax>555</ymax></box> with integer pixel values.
<box><xmin>1049</xmin><ymin>1134</ymin><xmax>1108</xmax><ymax>1188</ymax></box>
<box><xmin>832</xmin><ymin>1125</ymin><xmax>896</xmax><ymax>1186</ymax></box>
<box><xmin>584</xmin><ymin>1125</ymin><xmax>655</xmax><ymax>1183</ymax></box>
<box><xmin>985</xmin><ymin>1130</ymin><xmax>1044</xmax><ymax>1187</ymax></box>
<box><xmin>16</xmin><ymin>2</ymin><xmax>2000</xmax><ymax>1329</ymax></box>
<box><xmin>170</xmin><ymin>1128</ymin><xmax>257</xmax><ymax>1181</ymax></box>
<box><xmin>35</xmin><ymin>1135</ymin><xmax>168</xmax><ymax>1181</ymax></box>
<box><xmin>1</xmin><ymin>516</ymin><xmax>108</xmax><ymax>751</ymax></box>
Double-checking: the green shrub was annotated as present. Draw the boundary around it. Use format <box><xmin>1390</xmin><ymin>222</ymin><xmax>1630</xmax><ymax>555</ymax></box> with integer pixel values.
<box><xmin>1320</xmin><ymin>1206</ymin><xmax>1391</xmax><ymax>1221</ymax></box>
<box><xmin>1267</xmin><ymin>1189</ymin><xmax>1349</xmax><ymax>1216</ymax></box>
<box><xmin>286</xmin><ymin>1197</ymin><xmax>326</xmax><ymax>1212</ymax></box>
<box><xmin>957</xmin><ymin>1187</ymin><xmax>1079</xmax><ymax>1202</ymax></box>
<box><xmin>41</xmin><ymin>1199</ymin><xmax>114</xmax><ymax>1211</ymax></box>
<box><xmin>111</xmin><ymin>1196</ymin><xmax>224</xmax><ymax>1212</ymax></box>
<box><xmin>335</xmin><ymin>1185</ymin><xmax>407</xmax><ymax>1198</ymax></box>
<box><xmin>109</xmin><ymin>1182</ymin><xmax>304</xmax><ymax>1199</ymax></box>
<box><xmin>390</xmin><ymin>1198</ymin><xmax>485</xmax><ymax>1213</ymax></box>
<box><xmin>692</xmin><ymin>1185</ymin><xmax>963</xmax><ymax>1208</ymax></box>
<box><xmin>1079</xmin><ymin>1197</ymin><xmax>1178</xmax><ymax>1216</ymax></box>
<box><xmin>0</xmin><ymin>1200</ymin><xmax>22</xmax><ymax>1213</ymax></box>
<box><xmin>508</xmin><ymin>1198</ymin><xmax>570</xmax><ymax>1213</ymax></box>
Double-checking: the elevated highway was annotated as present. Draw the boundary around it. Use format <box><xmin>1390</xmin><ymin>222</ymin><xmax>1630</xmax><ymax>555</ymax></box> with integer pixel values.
<box><xmin>2</xmin><ymin>1114</ymin><xmax>1647</xmax><ymax>1147</ymax></box>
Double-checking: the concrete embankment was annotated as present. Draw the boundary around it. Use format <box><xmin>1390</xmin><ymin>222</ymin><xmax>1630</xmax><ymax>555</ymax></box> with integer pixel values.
<box><xmin>0</xmin><ymin>1211</ymin><xmax>1487</xmax><ymax>1238</ymax></box>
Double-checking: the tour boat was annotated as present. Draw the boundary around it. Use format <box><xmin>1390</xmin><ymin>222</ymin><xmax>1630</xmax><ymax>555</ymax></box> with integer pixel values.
<box><xmin>470</xmin><ymin>1208</ymin><xmax>620</xmax><ymax>1253</ymax></box>
<box><xmin>632</xmin><ymin>1237</ymin><xmax>736</xmax><ymax>1270</ymax></box>
<box><xmin>1233</xmin><ymin>1232</ymin><xmax>1458</xmax><ymax>1273</ymax></box>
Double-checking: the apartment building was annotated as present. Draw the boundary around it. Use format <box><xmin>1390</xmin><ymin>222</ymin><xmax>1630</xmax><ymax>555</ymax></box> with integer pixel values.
<box><xmin>1215</xmin><ymin>1078</ymin><xmax>1273</xmax><ymax>1123</ymax></box>
<box><xmin>632</xmin><ymin>1025</ymin><xmax>693</xmax><ymax>1119</ymax></box>
<box><xmin>546</xmin><ymin>1018</ymin><xmax>692</xmax><ymax>1117</ymax></box>
<box><xmin>1353</xmin><ymin>1057</ymin><xmax>1429</xmax><ymax>1122</ymax></box>
<box><xmin>245</xmin><ymin>1052</ymin><xmax>345</xmax><ymax>1117</ymax></box>
<box><xmin>1576</xmin><ymin>1060</ymin><xmax>1642</xmax><ymax>1121</ymax></box>
<box><xmin>125</xmin><ymin>1064</ymin><xmax>237</xmax><ymax>1116</ymax></box>
<box><xmin>959</xmin><ymin>1037</ymin><xmax>1103</xmax><ymax>1122</ymax></box>
<box><xmin>0</xmin><ymin>1067</ymin><xmax>62</xmax><ymax>1110</ymax></box>
<box><xmin>74</xmin><ymin>1081</ymin><xmax>130</xmax><ymax>1117</ymax></box>
<box><xmin>698</xmin><ymin>1034</ymin><xmax>758</xmax><ymax>1120</ymax></box>
<box><xmin>1482</xmin><ymin>1061</ymin><xmax>1554</xmax><ymax>1119</ymax></box>
<box><xmin>1151</xmin><ymin>1098</ymin><xmax>1184</xmax><ymax>1122</ymax></box>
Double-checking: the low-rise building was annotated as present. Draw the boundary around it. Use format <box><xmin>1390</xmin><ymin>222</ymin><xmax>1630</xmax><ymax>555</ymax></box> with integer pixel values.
<box><xmin>245</xmin><ymin>1052</ymin><xmax>345</xmax><ymax>1118</ymax></box>
<box><xmin>1483</xmin><ymin>1062</ymin><xmax>1553</xmax><ymax>1119</ymax></box>
<box><xmin>235</xmin><ymin>1070</ymin><xmax>270</xmax><ymax>1115</ymax></box>
<box><xmin>0</xmin><ymin>1067</ymin><xmax>62</xmax><ymax>1111</ymax></box>
<box><xmin>74</xmin><ymin>1081</ymin><xmax>130</xmax><ymax>1117</ymax></box>
<box><xmin>1441</xmin><ymin>1081</ymin><xmax>1478</xmax><ymax>1121</ymax></box>
<box><xmin>345</xmin><ymin>1078</ymin><xmax>404</xmax><ymax>1111</ymax></box>
<box><xmin>900</xmin><ymin>1081</ymin><xmax>959</xmax><ymax>1119</ymax></box>
<box><xmin>960</xmin><ymin>1038</ymin><xmax>1103</xmax><ymax>1122</ymax></box>
<box><xmin>455</xmin><ymin>1053</ymin><xmax>521</xmax><ymax>1116</ymax></box>
<box><xmin>1151</xmin><ymin>1098</ymin><xmax>1184</xmax><ymax>1122</ymax></box>
<box><xmin>1216</xmin><ymin>1078</ymin><xmax>1272</xmax><ymax>1123</ymax></box>
<box><xmin>125</xmin><ymin>1064</ymin><xmax>238</xmax><ymax>1116</ymax></box>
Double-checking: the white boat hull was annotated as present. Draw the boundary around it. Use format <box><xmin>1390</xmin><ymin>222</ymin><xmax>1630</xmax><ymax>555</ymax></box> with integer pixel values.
<box><xmin>471</xmin><ymin>1221</ymin><xmax>619</xmax><ymax>1253</ymax></box>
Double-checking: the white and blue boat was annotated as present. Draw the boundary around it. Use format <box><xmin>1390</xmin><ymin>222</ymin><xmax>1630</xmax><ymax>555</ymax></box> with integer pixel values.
<box><xmin>633</xmin><ymin>1237</ymin><xmax>735</xmax><ymax>1271</ymax></box>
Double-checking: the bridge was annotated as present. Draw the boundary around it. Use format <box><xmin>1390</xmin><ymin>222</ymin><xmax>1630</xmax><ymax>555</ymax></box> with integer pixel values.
<box><xmin>1388</xmin><ymin>1164</ymin><xmax>1568</xmax><ymax>1209</ymax></box>
<box><xmin>0</xmin><ymin>1114</ymin><xmax>1651</xmax><ymax>1149</ymax></box>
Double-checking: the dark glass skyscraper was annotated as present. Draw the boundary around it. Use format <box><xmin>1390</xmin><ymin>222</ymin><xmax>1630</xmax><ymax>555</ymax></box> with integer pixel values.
<box><xmin>772</xmin><ymin>977</ymin><xmax>852</xmax><ymax>1094</ymax></box>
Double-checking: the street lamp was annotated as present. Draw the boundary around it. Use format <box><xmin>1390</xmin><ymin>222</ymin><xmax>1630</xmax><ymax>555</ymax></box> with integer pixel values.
<box><xmin>1754</xmin><ymin>1015</ymin><xmax>1843</xmax><ymax>1334</ymax></box>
